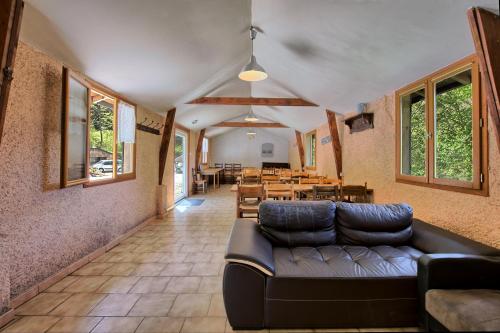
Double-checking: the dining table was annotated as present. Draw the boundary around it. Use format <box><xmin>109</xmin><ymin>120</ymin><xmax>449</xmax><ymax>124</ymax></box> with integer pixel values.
<box><xmin>201</xmin><ymin>168</ymin><xmax>224</xmax><ymax>190</ymax></box>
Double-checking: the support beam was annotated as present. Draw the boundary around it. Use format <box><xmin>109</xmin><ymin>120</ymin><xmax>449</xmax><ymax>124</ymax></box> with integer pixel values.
<box><xmin>295</xmin><ymin>130</ymin><xmax>305</xmax><ymax>171</ymax></box>
<box><xmin>195</xmin><ymin>128</ymin><xmax>206</xmax><ymax>171</ymax></box>
<box><xmin>326</xmin><ymin>110</ymin><xmax>342</xmax><ymax>179</ymax></box>
<box><xmin>187</xmin><ymin>97</ymin><xmax>318</xmax><ymax>107</ymax></box>
<box><xmin>158</xmin><ymin>108</ymin><xmax>176</xmax><ymax>185</ymax></box>
<box><xmin>468</xmin><ymin>7</ymin><xmax>500</xmax><ymax>152</ymax></box>
<box><xmin>0</xmin><ymin>0</ymin><xmax>23</xmax><ymax>148</ymax></box>
<box><xmin>212</xmin><ymin>122</ymin><xmax>288</xmax><ymax>128</ymax></box>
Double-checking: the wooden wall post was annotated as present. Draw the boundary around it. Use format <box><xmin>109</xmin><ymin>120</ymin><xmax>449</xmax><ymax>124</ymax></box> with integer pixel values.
<box><xmin>295</xmin><ymin>130</ymin><xmax>305</xmax><ymax>171</ymax></box>
<box><xmin>158</xmin><ymin>108</ymin><xmax>176</xmax><ymax>185</ymax></box>
<box><xmin>195</xmin><ymin>128</ymin><xmax>206</xmax><ymax>171</ymax></box>
<box><xmin>0</xmin><ymin>0</ymin><xmax>23</xmax><ymax>148</ymax></box>
<box><xmin>468</xmin><ymin>7</ymin><xmax>500</xmax><ymax>153</ymax></box>
<box><xmin>326</xmin><ymin>110</ymin><xmax>342</xmax><ymax>179</ymax></box>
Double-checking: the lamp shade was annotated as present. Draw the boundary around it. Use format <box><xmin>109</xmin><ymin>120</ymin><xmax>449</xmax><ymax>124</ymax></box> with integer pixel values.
<box><xmin>244</xmin><ymin>111</ymin><xmax>259</xmax><ymax>122</ymax></box>
<box><xmin>239</xmin><ymin>55</ymin><xmax>268</xmax><ymax>82</ymax></box>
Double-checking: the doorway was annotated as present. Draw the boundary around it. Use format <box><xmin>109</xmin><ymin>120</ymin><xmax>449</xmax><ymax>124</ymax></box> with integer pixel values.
<box><xmin>174</xmin><ymin>130</ymin><xmax>188</xmax><ymax>202</ymax></box>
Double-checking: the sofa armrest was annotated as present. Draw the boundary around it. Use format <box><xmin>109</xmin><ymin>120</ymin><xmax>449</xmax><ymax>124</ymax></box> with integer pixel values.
<box><xmin>411</xmin><ymin>219</ymin><xmax>500</xmax><ymax>255</ymax></box>
<box><xmin>225</xmin><ymin>219</ymin><xmax>275</xmax><ymax>276</ymax></box>
<box><xmin>418</xmin><ymin>253</ymin><xmax>500</xmax><ymax>291</ymax></box>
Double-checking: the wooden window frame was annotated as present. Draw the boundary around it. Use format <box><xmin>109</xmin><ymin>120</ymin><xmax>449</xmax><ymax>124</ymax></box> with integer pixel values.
<box><xmin>305</xmin><ymin>130</ymin><xmax>317</xmax><ymax>168</ymax></box>
<box><xmin>62</xmin><ymin>67</ymin><xmax>137</xmax><ymax>188</ymax></box>
<box><xmin>201</xmin><ymin>136</ymin><xmax>209</xmax><ymax>164</ymax></box>
<box><xmin>62</xmin><ymin>69</ymin><xmax>91</xmax><ymax>187</ymax></box>
<box><xmin>395</xmin><ymin>55</ymin><xmax>488</xmax><ymax>196</ymax></box>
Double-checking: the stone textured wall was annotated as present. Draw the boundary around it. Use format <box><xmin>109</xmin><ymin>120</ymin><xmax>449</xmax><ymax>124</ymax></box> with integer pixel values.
<box><xmin>342</xmin><ymin>95</ymin><xmax>500</xmax><ymax>248</ymax></box>
<box><xmin>0</xmin><ymin>42</ymin><xmax>170</xmax><ymax>306</ymax></box>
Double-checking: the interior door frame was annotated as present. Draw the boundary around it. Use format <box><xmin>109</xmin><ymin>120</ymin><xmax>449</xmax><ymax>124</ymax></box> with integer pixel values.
<box><xmin>174</xmin><ymin>127</ymin><xmax>189</xmax><ymax>202</ymax></box>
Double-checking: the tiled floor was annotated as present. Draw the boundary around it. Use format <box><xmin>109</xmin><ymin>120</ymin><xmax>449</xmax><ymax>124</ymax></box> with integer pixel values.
<box><xmin>1</xmin><ymin>185</ymin><xmax>421</xmax><ymax>333</ymax></box>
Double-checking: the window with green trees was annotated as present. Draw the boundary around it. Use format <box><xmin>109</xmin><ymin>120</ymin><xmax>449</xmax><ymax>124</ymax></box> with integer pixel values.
<box><xmin>396</xmin><ymin>56</ymin><xmax>486</xmax><ymax>193</ymax></box>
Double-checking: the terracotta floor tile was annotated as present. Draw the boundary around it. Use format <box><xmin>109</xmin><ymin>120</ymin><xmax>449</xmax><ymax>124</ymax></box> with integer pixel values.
<box><xmin>91</xmin><ymin>317</ymin><xmax>143</xmax><ymax>333</ymax></box>
<box><xmin>47</xmin><ymin>316</ymin><xmax>102</xmax><ymax>333</ymax></box>
<box><xmin>190</xmin><ymin>263</ymin><xmax>222</xmax><ymax>276</ymax></box>
<box><xmin>88</xmin><ymin>294</ymin><xmax>141</xmax><ymax>316</ymax></box>
<box><xmin>181</xmin><ymin>317</ymin><xmax>226</xmax><ymax>333</ymax></box>
<box><xmin>132</xmin><ymin>263</ymin><xmax>166</xmax><ymax>276</ymax></box>
<box><xmin>198</xmin><ymin>277</ymin><xmax>222</xmax><ymax>293</ymax></box>
<box><xmin>207</xmin><ymin>294</ymin><xmax>226</xmax><ymax>317</ymax></box>
<box><xmin>101</xmin><ymin>263</ymin><xmax>138</xmax><ymax>276</ymax></box>
<box><xmin>136</xmin><ymin>317</ymin><xmax>184</xmax><ymax>333</ymax></box>
<box><xmin>169</xmin><ymin>294</ymin><xmax>211</xmax><ymax>317</ymax></box>
<box><xmin>165</xmin><ymin>277</ymin><xmax>201</xmax><ymax>294</ymax></box>
<box><xmin>63</xmin><ymin>276</ymin><xmax>110</xmax><ymax>293</ymax></box>
<box><xmin>160</xmin><ymin>263</ymin><xmax>193</xmax><ymax>276</ymax></box>
<box><xmin>128</xmin><ymin>294</ymin><xmax>176</xmax><ymax>316</ymax></box>
<box><xmin>73</xmin><ymin>263</ymin><xmax>114</xmax><ymax>276</ymax></box>
<box><xmin>45</xmin><ymin>276</ymin><xmax>79</xmax><ymax>293</ymax></box>
<box><xmin>130</xmin><ymin>277</ymin><xmax>171</xmax><ymax>293</ymax></box>
<box><xmin>97</xmin><ymin>276</ymin><xmax>140</xmax><ymax>293</ymax></box>
<box><xmin>50</xmin><ymin>293</ymin><xmax>106</xmax><ymax>316</ymax></box>
<box><xmin>2</xmin><ymin>316</ymin><xmax>61</xmax><ymax>333</ymax></box>
<box><xmin>16</xmin><ymin>293</ymin><xmax>71</xmax><ymax>315</ymax></box>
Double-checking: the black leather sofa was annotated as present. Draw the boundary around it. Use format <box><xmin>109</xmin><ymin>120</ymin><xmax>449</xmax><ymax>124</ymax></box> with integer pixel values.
<box><xmin>223</xmin><ymin>201</ymin><xmax>499</xmax><ymax>330</ymax></box>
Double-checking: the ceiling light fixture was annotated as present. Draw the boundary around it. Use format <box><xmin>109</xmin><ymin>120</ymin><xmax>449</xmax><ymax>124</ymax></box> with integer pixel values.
<box><xmin>244</xmin><ymin>110</ymin><xmax>259</xmax><ymax>122</ymax></box>
<box><xmin>239</xmin><ymin>26</ymin><xmax>268</xmax><ymax>82</ymax></box>
<box><xmin>247</xmin><ymin>128</ymin><xmax>256</xmax><ymax>139</ymax></box>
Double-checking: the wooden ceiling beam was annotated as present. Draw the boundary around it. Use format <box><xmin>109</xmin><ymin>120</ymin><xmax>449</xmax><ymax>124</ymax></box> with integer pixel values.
<box><xmin>468</xmin><ymin>7</ymin><xmax>500</xmax><ymax>153</ymax></box>
<box><xmin>326</xmin><ymin>110</ymin><xmax>342</xmax><ymax>179</ymax></box>
<box><xmin>187</xmin><ymin>97</ymin><xmax>318</xmax><ymax>107</ymax></box>
<box><xmin>195</xmin><ymin>128</ymin><xmax>206</xmax><ymax>171</ymax></box>
<box><xmin>295</xmin><ymin>130</ymin><xmax>305</xmax><ymax>171</ymax></box>
<box><xmin>212</xmin><ymin>122</ymin><xmax>288</xmax><ymax>128</ymax></box>
<box><xmin>0</xmin><ymin>0</ymin><xmax>23</xmax><ymax>148</ymax></box>
<box><xmin>158</xmin><ymin>108</ymin><xmax>176</xmax><ymax>185</ymax></box>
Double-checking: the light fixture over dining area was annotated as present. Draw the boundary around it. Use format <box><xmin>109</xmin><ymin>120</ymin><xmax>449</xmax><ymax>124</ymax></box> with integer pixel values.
<box><xmin>244</xmin><ymin>109</ymin><xmax>259</xmax><ymax>122</ymax></box>
<box><xmin>239</xmin><ymin>26</ymin><xmax>268</xmax><ymax>82</ymax></box>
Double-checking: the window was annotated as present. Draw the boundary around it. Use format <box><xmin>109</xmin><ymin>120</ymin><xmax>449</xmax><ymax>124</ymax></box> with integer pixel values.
<box><xmin>305</xmin><ymin>131</ymin><xmax>316</xmax><ymax>167</ymax></box>
<box><xmin>395</xmin><ymin>56</ymin><xmax>487</xmax><ymax>194</ymax></box>
<box><xmin>62</xmin><ymin>70</ymin><xmax>89</xmax><ymax>187</ymax></box>
<box><xmin>62</xmin><ymin>68</ymin><xmax>136</xmax><ymax>187</ymax></box>
<box><xmin>202</xmin><ymin>137</ymin><xmax>209</xmax><ymax>164</ymax></box>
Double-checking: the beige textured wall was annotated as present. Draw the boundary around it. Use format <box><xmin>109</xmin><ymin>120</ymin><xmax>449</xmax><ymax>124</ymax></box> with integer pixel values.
<box><xmin>0</xmin><ymin>42</ymin><xmax>172</xmax><ymax>308</ymax></box>
<box><xmin>342</xmin><ymin>95</ymin><xmax>500</xmax><ymax>248</ymax></box>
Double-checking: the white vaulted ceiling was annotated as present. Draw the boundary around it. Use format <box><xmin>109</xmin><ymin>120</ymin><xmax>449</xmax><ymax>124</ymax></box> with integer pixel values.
<box><xmin>21</xmin><ymin>0</ymin><xmax>499</xmax><ymax>137</ymax></box>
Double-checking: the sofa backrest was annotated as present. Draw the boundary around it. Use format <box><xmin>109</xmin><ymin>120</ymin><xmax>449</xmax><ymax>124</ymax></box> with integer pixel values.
<box><xmin>336</xmin><ymin>202</ymin><xmax>413</xmax><ymax>246</ymax></box>
<box><xmin>259</xmin><ymin>200</ymin><xmax>336</xmax><ymax>247</ymax></box>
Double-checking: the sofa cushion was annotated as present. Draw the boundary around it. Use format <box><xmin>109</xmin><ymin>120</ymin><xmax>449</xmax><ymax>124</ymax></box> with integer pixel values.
<box><xmin>336</xmin><ymin>202</ymin><xmax>413</xmax><ymax>245</ymax></box>
<box><xmin>426</xmin><ymin>289</ymin><xmax>500</xmax><ymax>331</ymax></box>
<box><xmin>259</xmin><ymin>200</ymin><xmax>336</xmax><ymax>247</ymax></box>
<box><xmin>273</xmin><ymin>245</ymin><xmax>423</xmax><ymax>278</ymax></box>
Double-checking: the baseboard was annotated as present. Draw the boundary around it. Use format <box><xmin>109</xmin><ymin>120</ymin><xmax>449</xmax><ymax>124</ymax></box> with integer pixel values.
<box><xmin>0</xmin><ymin>310</ymin><xmax>15</xmax><ymax>329</ymax></box>
<box><xmin>4</xmin><ymin>214</ymin><xmax>156</xmax><ymax>322</ymax></box>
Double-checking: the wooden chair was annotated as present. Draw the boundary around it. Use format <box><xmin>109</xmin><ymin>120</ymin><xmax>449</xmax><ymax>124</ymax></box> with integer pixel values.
<box><xmin>191</xmin><ymin>168</ymin><xmax>207</xmax><ymax>194</ymax></box>
<box><xmin>299</xmin><ymin>177</ymin><xmax>320</xmax><ymax>185</ymax></box>
<box><xmin>279</xmin><ymin>169</ymin><xmax>292</xmax><ymax>183</ymax></box>
<box><xmin>313</xmin><ymin>185</ymin><xmax>339</xmax><ymax>201</ymax></box>
<box><xmin>242</xmin><ymin>168</ymin><xmax>261</xmax><ymax>184</ymax></box>
<box><xmin>224</xmin><ymin>163</ymin><xmax>234</xmax><ymax>184</ymax></box>
<box><xmin>261</xmin><ymin>168</ymin><xmax>274</xmax><ymax>176</ymax></box>
<box><xmin>261</xmin><ymin>175</ymin><xmax>280</xmax><ymax>183</ymax></box>
<box><xmin>266</xmin><ymin>183</ymin><xmax>294</xmax><ymax>200</ymax></box>
<box><xmin>233</xmin><ymin>163</ymin><xmax>242</xmax><ymax>184</ymax></box>
<box><xmin>237</xmin><ymin>185</ymin><xmax>265</xmax><ymax>219</ymax></box>
<box><xmin>341</xmin><ymin>182</ymin><xmax>368</xmax><ymax>203</ymax></box>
